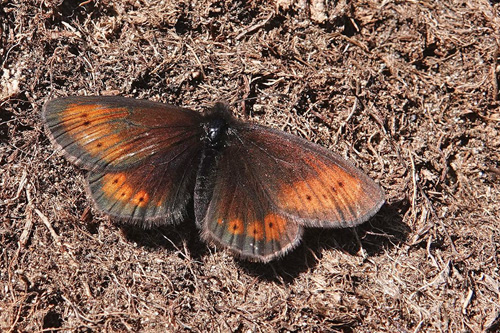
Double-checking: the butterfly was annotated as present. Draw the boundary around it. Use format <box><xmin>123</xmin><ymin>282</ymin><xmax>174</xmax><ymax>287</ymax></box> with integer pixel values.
<box><xmin>42</xmin><ymin>96</ymin><xmax>384</xmax><ymax>262</ymax></box>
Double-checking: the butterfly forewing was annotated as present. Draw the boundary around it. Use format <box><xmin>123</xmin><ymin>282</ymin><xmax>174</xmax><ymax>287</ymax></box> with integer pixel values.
<box><xmin>43</xmin><ymin>96</ymin><xmax>203</xmax><ymax>171</ymax></box>
<box><xmin>233</xmin><ymin>124</ymin><xmax>385</xmax><ymax>228</ymax></box>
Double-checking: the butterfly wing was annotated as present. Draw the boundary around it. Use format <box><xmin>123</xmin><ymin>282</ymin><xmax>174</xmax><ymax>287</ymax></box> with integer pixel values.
<box><xmin>43</xmin><ymin>96</ymin><xmax>203</xmax><ymax>171</ymax></box>
<box><xmin>194</xmin><ymin>147</ymin><xmax>304</xmax><ymax>262</ymax></box>
<box><xmin>43</xmin><ymin>96</ymin><xmax>204</xmax><ymax>224</ymax></box>
<box><xmin>238</xmin><ymin>124</ymin><xmax>385</xmax><ymax>227</ymax></box>
<box><xmin>85</xmin><ymin>137</ymin><xmax>202</xmax><ymax>224</ymax></box>
<box><xmin>195</xmin><ymin>122</ymin><xmax>384</xmax><ymax>262</ymax></box>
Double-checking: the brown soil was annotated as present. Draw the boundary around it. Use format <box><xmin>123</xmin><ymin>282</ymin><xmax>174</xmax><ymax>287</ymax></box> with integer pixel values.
<box><xmin>1</xmin><ymin>0</ymin><xmax>499</xmax><ymax>331</ymax></box>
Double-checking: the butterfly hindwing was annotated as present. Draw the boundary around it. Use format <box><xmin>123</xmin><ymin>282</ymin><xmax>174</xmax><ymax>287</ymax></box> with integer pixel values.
<box><xmin>86</xmin><ymin>139</ymin><xmax>202</xmax><ymax>224</ymax></box>
<box><xmin>195</xmin><ymin>145</ymin><xmax>303</xmax><ymax>262</ymax></box>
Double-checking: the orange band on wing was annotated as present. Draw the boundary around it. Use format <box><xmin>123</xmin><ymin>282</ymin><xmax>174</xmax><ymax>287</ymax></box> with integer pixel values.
<box><xmin>62</xmin><ymin>104</ymin><xmax>127</xmax><ymax>123</ymax></box>
<box><xmin>102</xmin><ymin>173</ymin><xmax>150</xmax><ymax>207</ymax></box>
<box><xmin>61</xmin><ymin>104</ymin><xmax>127</xmax><ymax>134</ymax></box>
<box><xmin>227</xmin><ymin>219</ymin><xmax>245</xmax><ymax>235</ymax></box>
<box><xmin>115</xmin><ymin>184</ymin><xmax>134</xmax><ymax>201</ymax></box>
<box><xmin>61</xmin><ymin>105</ymin><xmax>131</xmax><ymax>161</ymax></box>
<box><xmin>278</xmin><ymin>159</ymin><xmax>362</xmax><ymax>216</ymax></box>
<box><xmin>247</xmin><ymin>221</ymin><xmax>265</xmax><ymax>240</ymax></box>
<box><xmin>264</xmin><ymin>214</ymin><xmax>287</xmax><ymax>241</ymax></box>
<box><xmin>102</xmin><ymin>173</ymin><xmax>127</xmax><ymax>196</ymax></box>
<box><xmin>132</xmin><ymin>190</ymin><xmax>150</xmax><ymax>207</ymax></box>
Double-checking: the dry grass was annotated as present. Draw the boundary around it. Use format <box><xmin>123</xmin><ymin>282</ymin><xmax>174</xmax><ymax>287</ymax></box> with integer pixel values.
<box><xmin>1</xmin><ymin>0</ymin><xmax>499</xmax><ymax>331</ymax></box>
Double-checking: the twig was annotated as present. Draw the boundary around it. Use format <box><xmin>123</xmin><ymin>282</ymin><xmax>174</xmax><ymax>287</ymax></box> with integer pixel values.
<box><xmin>34</xmin><ymin>209</ymin><xmax>80</xmax><ymax>266</ymax></box>
<box><xmin>185</xmin><ymin>41</ymin><xmax>206</xmax><ymax>79</ymax></box>
<box><xmin>335</xmin><ymin>98</ymin><xmax>358</xmax><ymax>139</ymax></box>
<box><xmin>491</xmin><ymin>40</ymin><xmax>499</xmax><ymax>100</ymax></box>
<box><xmin>35</xmin><ymin>208</ymin><xmax>62</xmax><ymax>247</ymax></box>
<box><xmin>462</xmin><ymin>288</ymin><xmax>474</xmax><ymax>315</ymax></box>
<box><xmin>61</xmin><ymin>294</ymin><xmax>100</xmax><ymax>325</ymax></box>
<box><xmin>236</xmin><ymin>13</ymin><xmax>273</xmax><ymax>40</ymax></box>
<box><xmin>19</xmin><ymin>186</ymin><xmax>34</xmax><ymax>247</ymax></box>
<box><xmin>409</xmin><ymin>151</ymin><xmax>418</xmax><ymax>225</ymax></box>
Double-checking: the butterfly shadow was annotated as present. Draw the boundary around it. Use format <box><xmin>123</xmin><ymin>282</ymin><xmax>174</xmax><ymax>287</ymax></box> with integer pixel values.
<box><xmin>118</xmin><ymin>218</ymin><xmax>210</xmax><ymax>262</ymax></box>
<box><xmin>235</xmin><ymin>200</ymin><xmax>408</xmax><ymax>283</ymax></box>
<box><xmin>116</xmin><ymin>200</ymin><xmax>407</xmax><ymax>283</ymax></box>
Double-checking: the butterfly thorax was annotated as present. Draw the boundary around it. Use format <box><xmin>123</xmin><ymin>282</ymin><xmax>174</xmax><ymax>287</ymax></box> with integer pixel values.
<box><xmin>202</xmin><ymin>102</ymin><xmax>234</xmax><ymax>149</ymax></box>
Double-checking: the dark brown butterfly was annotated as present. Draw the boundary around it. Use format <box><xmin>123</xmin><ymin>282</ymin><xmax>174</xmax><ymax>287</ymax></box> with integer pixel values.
<box><xmin>43</xmin><ymin>96</ymin><xmax>384</xmax><ymax>262</ymax></box>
